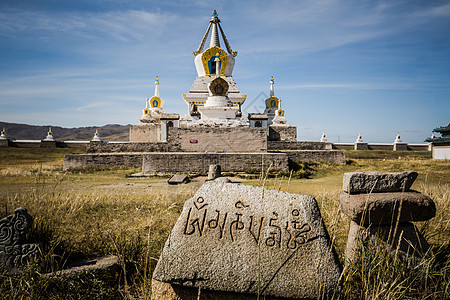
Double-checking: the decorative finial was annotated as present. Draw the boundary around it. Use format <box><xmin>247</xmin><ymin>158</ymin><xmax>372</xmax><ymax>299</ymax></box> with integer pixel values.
<box><xmin>155</xmin><ymin>76</ymin><xmax>160</xmax><ymax>85</ymax></box>
<box><xmin>212</xmin><ymin>10</ymin><xmax>218</xmax><ymax>17</ymax></box>
<box><xmin>270</xmin><ymin>76</ymin><xmax>274</xmax><ymax>84</ymax></box>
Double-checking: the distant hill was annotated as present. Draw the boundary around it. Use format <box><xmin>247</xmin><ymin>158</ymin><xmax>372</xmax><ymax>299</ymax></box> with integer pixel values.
<box><xmin>0</xmin><ymin>121</ymin><xmax>129</xmax><ymax>141</ymax></box>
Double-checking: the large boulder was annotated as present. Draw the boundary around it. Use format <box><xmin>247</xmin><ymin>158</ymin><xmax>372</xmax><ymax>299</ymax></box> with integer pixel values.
<box><xmin>342</xmin><ymin>171</ymin><xmax>418</xmax><ymax>194</ymax></box>
<box><xmin>152</xmin><ymin>180</ymin><xmax>341</xmax><ymax>299</ymax></box>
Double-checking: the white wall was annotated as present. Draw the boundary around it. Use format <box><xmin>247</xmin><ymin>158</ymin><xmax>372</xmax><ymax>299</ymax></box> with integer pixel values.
<box><xmin>433</xmin><ymin>146</ymin><xmax>450</xmax><ymax>160</ymax></box>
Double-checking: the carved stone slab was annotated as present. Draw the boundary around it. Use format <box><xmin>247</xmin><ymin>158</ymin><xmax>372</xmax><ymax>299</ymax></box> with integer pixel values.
<box><xmin>342</xmin><ymin>171</ymin><xmax>418</xmax><ymax>194</ymax></box>
<box><xmin>153</xmin><ymin>179</ymin><xmax>341</xmax><ymax>299</ymax></box>
<box><xmin>0</xmin><ymin>208</ymin><xmax>40</xmax><ymax>274</ymax></box>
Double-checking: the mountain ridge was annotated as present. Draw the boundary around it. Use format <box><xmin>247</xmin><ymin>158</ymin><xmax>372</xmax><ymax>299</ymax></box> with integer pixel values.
<box><xmin>0</xmin><ymin>121</ymin><xmax>129</xmax><ymax>141</ymax></box>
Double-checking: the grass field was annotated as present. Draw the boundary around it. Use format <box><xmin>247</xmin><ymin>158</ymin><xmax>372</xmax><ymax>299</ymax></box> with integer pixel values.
<box><xmin>0</xmin><ymin>147</ymin><xmax>448</xmax><ymax>299</ymax></box>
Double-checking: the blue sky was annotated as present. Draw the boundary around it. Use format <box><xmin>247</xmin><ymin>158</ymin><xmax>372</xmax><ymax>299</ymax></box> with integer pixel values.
<box><xmin>0</xmin><ymin>0</ymin><xmax>449</xmax><ymax>143</ymax></box>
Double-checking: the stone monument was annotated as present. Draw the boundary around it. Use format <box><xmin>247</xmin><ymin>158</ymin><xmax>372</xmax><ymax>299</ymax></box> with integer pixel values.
<box><xmin>340</xmin><ymin>171</ymin><xmax>436</xmax><ymax>262</ymax></box>
<box><xmin>0</xmin><ymin>208</ymin><xmax>40</xmax><ymax>274</ymax></box>
<box><xmin>152</xmin><ymin>179</ymin><xmax>342</xmax><ymax>299</ymax></box>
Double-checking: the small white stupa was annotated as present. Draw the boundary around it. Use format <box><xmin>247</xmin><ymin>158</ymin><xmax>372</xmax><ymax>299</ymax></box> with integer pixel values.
<box><xmin>92</xmin><ymin>130</ymin><xmax>101</xmax><ymax>142</ymax></box>
<box><xmin>355</xmin><ymin>133</ymin><xmax>363</xmax><ymax>143</ymax></box>
<box><xmin>140</xmin><ymin>76</ymin><xmax>165</xmax><ymax>123</ymax></box>
<box><xmin>44</xmin><ymin>127</ymin><xmax>54</xmax><ymax>141</ymax></box>
<box><xmin>0</xmin><ymin>128</ymin><xmax>7</xmax><ymax>140</ymax></box>
<box><xmin>271</xmin><ymin>98</ymin><xmax>288</xmax><ymax>126</ymax></box>
<box><xmin>394</xmin><ymin>132</ymin><xmax>402</xmax><ymax>143</ymax></box>
<box><xmin>320</xmin><ymin>131</ymin><xmax>327</xmax><ymax>142</ymax></box>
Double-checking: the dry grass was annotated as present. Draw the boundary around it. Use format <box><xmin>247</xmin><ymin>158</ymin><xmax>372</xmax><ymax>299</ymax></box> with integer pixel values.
<box><xmin>0</xmin><ymin>147</ymin><xmax>449</xmax><ymax>298</ymax></box>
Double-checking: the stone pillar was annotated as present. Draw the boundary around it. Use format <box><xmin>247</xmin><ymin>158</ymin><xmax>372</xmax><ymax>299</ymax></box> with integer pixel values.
<box><xmin>161</xmin><ymin>121</ymin><xmax>167</xmax><ymax>142</ymax></box>
<box><xmin>208</xmin><ymin>164</ymin><xmax>221</xmax><ymax>180</ymax></box>
<box><xmin>340</xmin><ymin>171</ymin><xmax>436</xmax><ymax>263</ymax></box>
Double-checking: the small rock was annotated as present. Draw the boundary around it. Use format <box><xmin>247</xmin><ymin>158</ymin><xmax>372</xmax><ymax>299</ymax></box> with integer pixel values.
<box><xmin>44</xmin><ymin>256</ymin><xmax>119</xmax><ymax>277</ymax></box>
<box><xmin>339</xmin><ymin>191</ymin><xmax>435</xmax><ymax>226</ymax></box>
<box><xmin>214</xmin><ymin>177</ymin><xmax>232</xmax><ymax>183</ymax></box>
<box><xmin>343</xmin><ymin>171</ymin><xmax>418</xmax><ymax>194</ymax></box>
<box><xmin>168</xmin><ymin>174</ymin><xmax>189</xmax><ymax>185</ymax></box>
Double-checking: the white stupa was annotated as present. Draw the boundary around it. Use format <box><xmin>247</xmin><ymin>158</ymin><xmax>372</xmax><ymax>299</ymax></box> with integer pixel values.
<box><xmin>355</xmin><ymin>133</ymin><xmax>363</xmax><ymax>143</ymax></box>
<box><xmin>140</xmin><ymin>76</ymin><xmax>165</xmax><ymax>123</ymax></box>
<box><xmin>271</xmin><ymin>98</ymin><xmax>288</xmax><ymax>126</ymax></box>
<box><xmin>92</xmin><ymin>130</ymin><xmax>101</xmax><ymax>142</ymax></box>
<box><xmin>182</xmin><ymin>10</ymin><xmax>247</xmax><ymax>124</ymax></box>
<box><xmin>320</xmin><ymin>131</ymin><xmax>327</xmax><ymax>142</ymax></box>
<box><xmin>394</xmin><ymin>132</ymin><xmax>402</xmax><ymax>143</ymax></box>
<box><xmin>0</xmin><ymin>128</ymin><xmax>7</xmax><ymax>140</ymax></box>
<box><xmin>44</xmin><ymin>127</ymin><xmax>54</xmax><ymax>141</ymax></box>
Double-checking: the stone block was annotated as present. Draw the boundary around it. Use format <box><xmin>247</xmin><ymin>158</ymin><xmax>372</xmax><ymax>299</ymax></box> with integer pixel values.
<box><xmin>152</xmin><ymin>180</ymin><xmax>341</xmax><ymax>299</ymax></box>
<box><xmin>354</xmin><ymin>142</ymin><xmax>368</xmax><ymax>150</ymax></box>
<box><xmin>339</xmin><ymin>191</ymin><xmax>435</xmax><ymax>226</ymax></box>
<box><xmin>393</xmin><ymin>143</ymin><xmax>407</xmax><ymax>151</ymax></box>
<box><xmin>0</xmin><ymin>208</ymin><xmax>40</xmax><ymax>274</ymax></box>
<box><xmin>0</xmin><ymin>139</ymin><xmax>8</xmax><ymax>147</ymax></box>
<box><xmin>342</xmin><ymin>171</ymin><xmax>418</xmax><ymax>194</ymax></box>
<box><xmin>207</xmin><ymin>164</ymin><xmax>221</xmax><ymax>180</ymax></box>
<box><xmin>169</xmin><ymin>174</ymin><xmax>189</xmax><ymax>185</ymax></box>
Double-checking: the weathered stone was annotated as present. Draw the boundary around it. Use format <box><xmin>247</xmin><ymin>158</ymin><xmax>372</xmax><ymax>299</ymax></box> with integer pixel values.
<box><xmin>44</xmin><ymin>256</ymin><xmax>119</xmax><ymax>277</ymax></box>
<box><xmin>169</xmin><ymin>175</ymin><xmax>189</xmax><ymax>185</ymax></box>
<box><xmin>339</xmin><ymin>191</ymin><xmax>435</xmax><ymax>226</ymax></box>
<box><xmin>0</xmin><ymin>208</ymin><xmax>40</xmax><ymax>274</ymax></box>
<box><xmin>153</xmin><ymin>181</ymin><xmax>341</xmax><ymax>299</ymax></box>
<box><xmin>342</xmin><ymin>171</ymin><xmax>418</xmax><ymax>194</ymax></box>
<box><xmin>207</xmin><ymin>164</ymin><xmax>221</xmax><ymax>180</ymax></box>
<box><xmin>214</xmin><ymin>177</ymin><xmax>232</xmax><ymax>183</ymax></box>
<box><xmin>345</xmin><ymin>220</ymin><xmax>429</xmax><ymax>263</ymax></box>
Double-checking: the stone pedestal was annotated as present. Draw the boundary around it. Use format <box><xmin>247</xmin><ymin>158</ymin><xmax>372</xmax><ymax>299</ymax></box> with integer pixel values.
<box><xmin>41</xmin><ymin>140</ymin><xmax>56</xmax><ymax>148</ymax></box>
<box><xmin>354</xmin><ymin>142</ymin><xmax>368</xmax><ymax>150</ymax></box>
<box><xmin>340</xmin><ymin>171</ymin><xmax>435</xmax><ymax>263</ymax></box>
<box><xmin>393</xmin><ymin>142</ymin><xmax>407</xmax><ymax>151</ymax></box>
<box><xmin>345</xmin><ymin>221</ymin><xmax>429</xmax><ymax>263</ymax></box>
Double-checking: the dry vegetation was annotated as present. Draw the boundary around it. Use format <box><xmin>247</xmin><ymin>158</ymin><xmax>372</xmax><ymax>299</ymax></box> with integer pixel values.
<box><xmin>0</xmin><ymin>148</ymin><xmax>448</xmax><ymax>299</ymax></box>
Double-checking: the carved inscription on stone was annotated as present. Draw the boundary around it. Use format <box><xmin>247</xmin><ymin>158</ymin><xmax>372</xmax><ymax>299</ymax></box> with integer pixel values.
<box><xmin>0</xmin><ymin>208</ymin><xmax>40</xmax><ymax>273</ymax></box>
<box><xmin>153</xmin><ymin>180</ymin><xmax>342</xmax><ymax>299</ymax></box>
<box><xmin>183</xmin><ymin>197</ymin><xmax>316</xmax><ymax>250</ymax></box>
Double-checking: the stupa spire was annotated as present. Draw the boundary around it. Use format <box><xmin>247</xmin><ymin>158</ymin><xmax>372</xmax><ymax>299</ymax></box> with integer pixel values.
<box><xmin>193</xmin><ymin>10</ymin><xmax>237</xmax><ymax>57</ymax></box>
<box><xmin>270</xmin><ymin>76</ymin><xmax>275</xmax><ymax>97</ymax></box>
<box><xmin>209</xmin><ymin>10</ymin><xmax>220</xmax><ymax>48</ymax></box>
<box><xmin>154</xmin><ymin>76</ymin><xmax>160</xmax><ymax>97</ymax></box>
